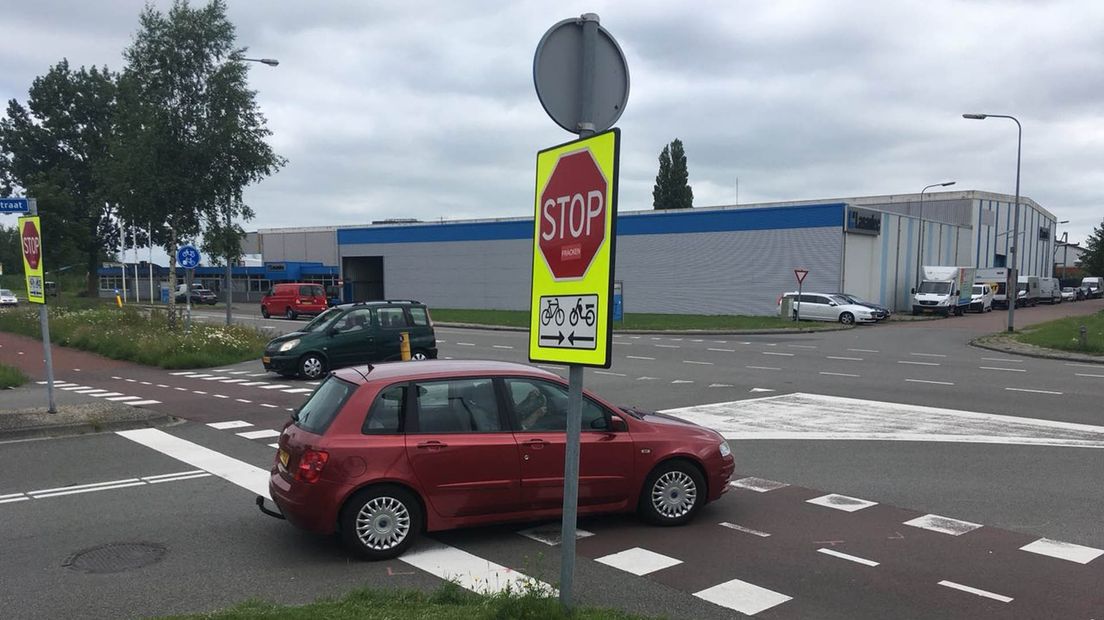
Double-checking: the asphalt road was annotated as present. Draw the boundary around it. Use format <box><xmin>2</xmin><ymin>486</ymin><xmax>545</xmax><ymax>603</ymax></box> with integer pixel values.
<box><xmin>1</xmin><ymin>298</ymin><xmax>1101</xmax><ymax>618</ymax></box>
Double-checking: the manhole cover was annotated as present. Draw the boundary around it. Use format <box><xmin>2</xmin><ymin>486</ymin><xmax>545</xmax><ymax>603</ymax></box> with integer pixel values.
<box><xmin>63</xmin><ymin>542</ymin><xmax>166</xmax><ymax>574</ymax></box>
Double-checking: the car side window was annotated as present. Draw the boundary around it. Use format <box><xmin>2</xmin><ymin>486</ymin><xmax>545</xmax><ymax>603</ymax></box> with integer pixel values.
<box><xmin>362</xmin><ymin>384</ymin><xmax>405</xmax><ymax>434</ymax></box>
<box><xmin>505</xmin><ymin>378</ymin><xmax>608</xmax><ymax>432</ymax></box>
<box><xmin>413</xmin><ymin>378</ymin><xmax>501</xmax><ymax>433</ymax></box>
<box><xmin>409</xmin><ymin>307</ymin><xmax>429</xmax><ymax>326</ymax></box>
<box><xmin>333</xmin><ymin>308</ymin><xmax>372</xmax><ymax>333</ymax></box>
<box><xmin>376</xmin><ymin>307</ymin><xmax>409</xmax><ymax>329</ymax></box>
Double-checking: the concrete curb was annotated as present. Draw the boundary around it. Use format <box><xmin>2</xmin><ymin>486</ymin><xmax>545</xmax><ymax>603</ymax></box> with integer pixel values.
<box><xmin>969</xmin><ymin>335</ymin><xmax>1104</xmax><ymax>365</ymax></box>
<box><xmin>434</xmin><ymin>322</ymin><xmax>854</xmax><ymax>336</ymax></box>
<box><xmin>0</xmin><ymin>414</ymin><xmax>181</xmax><ymax>443</ymax></box>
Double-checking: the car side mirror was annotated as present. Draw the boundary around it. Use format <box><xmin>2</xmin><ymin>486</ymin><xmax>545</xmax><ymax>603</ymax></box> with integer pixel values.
<box><xmin>828</xmin><ymin>301</ymin><xmax>837</xmax><ymax>307</ymax></box>
<box><xmin>607</xmin><ymin>416</ymin><xmax>628</xmax><ymax>432</ymax></box>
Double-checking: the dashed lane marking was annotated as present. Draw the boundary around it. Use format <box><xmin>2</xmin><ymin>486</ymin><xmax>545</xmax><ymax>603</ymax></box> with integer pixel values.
<box><xmin>246</xmin><ymin>373</ymin><xmax>268</xmax><ymax>377</ymax></box>
<box><xmin>208</xmin><ymin>421</ymin><xmax>253</xmax><ymax>430</ymax></box>
<box><xmin>817</xmin><ymin>548</ymin><xmax>879</xmax><ymax>567</ymax></box>
<box><xmin>226</xmin><ymin>371</ymin><xmax>250</xmax><ymax>375</ymax></box>
<box><xmin>626</xmin><ymin>355</ymin><xmax>655</xmax><ymax>360</ymax></box>
<box><xmin>719</xmin><ymin>522</ymin><xmax>771</xmax><ymax>537</ymax></box>
<box><xmin>826</xmin><ymin>355</ymin><xmax>863</xmax><ymax>361</ymax></box>
<box><xmin>671</xmin><ymin>380</ymin><xmax>694</xmax><ymax>384</ymax></box>
<box><xmin>91</xmin><ymin>392</ymin><xmax>124</xmax><ymax>398</ymax></box>
<box><xmin>156</xmin><ymin>384</ymin><xmax>169</xmax><ymax>388</ymax></box>
<box><xmin>746</xmin><ymin>366</ymin><xmax>781</xmax><ymax>371</ymax></box>
<box><xmin>260</xmin><ymin>404</ymin><xmax>278</xmax><ymax>409</ymax></box>
<box><xmin>903</xmin><ymin>514</ymin><xmax>982</xmax><ymax>536</ymax></box>
<box><xmin>1019</xmin><ymin>538</ymin><xmax>1104</xmax><ymax>564</ymax></box>
<box><xmin>636</xmin><ymin>376</ymin><xmax>659</xmax><ymax>381</ymax></box>
<box><xmin>139</xmin><ymin>381</ymin><xmax>152</xmax><ymax>385</ymax></box>
<box><xmin>105</xmin><ymin>395</ymin><xmax>142</xmax><ymax>402</ymax></box>
<box><xmin>897</xmin><ymin>360</ymin><xmax>940</xmax><ymax>366</ymax></box>
<box><xmin>213</xmin><ymin>394</ymin><xmax>229</xmax><ymax>399</ymax></box>
<box><xmin>188</xmin><ymin>374</ymin><xmax>214</xmax><ymax>379</ymax></box>
<box><xmin>906</xmin><ymin>379</ymin><xmax>954</xmax><ymax>385</ymax></box>
<box><xmin>192</xmin><ymin>390</ymin><xmax>207</xmax><ymax>395</ymax></box>
<box><xmin>909</xmin><ymin>353</ymin><xmax>946</xmax><ymax>358</ymax></box>
<box><xmin>980</xmin><ymin>366</ymin><xmax>1026</xmax><ymax>372</ymax></box>
<box><xmin>981</xmin><ymin>357</ymin><xmax>1023</xmax><ymax>363</ymax></box>
<box><xmin>125</xmin><ymin>400</ymin><xmax>162</xmax><ymax>406</ymax></box>
<box><xmin>1005</xmin><ymin>387</ymin><xmax>1063</xmax><ymax>395</ymax></box>
<box><xmin>593</xmin><ymin>371</ymin><xmax>626</xmax><ymax>377</ymax></box>
<box><xmin>492</xmin><ymin>345</ymin><xmax>514</xmax><ymax>349</ymax></box>
<box><xmin>1075</xmin><ymin>373</ymin><xmax>1104</xmax><ymax>378</ymax></box>
<box><xmin>456</xmin><ymin>342</ymin><xmax>475</xmax><ymax>346</ymax></box>
<box><xmin>125</xmin><ymin>378</ymin><xmax>137</xmax><ymax>383</ymax></box>
<box><xmin>708</xmin><ymin>383</ymin><xmax>734</xmax><ymax>388</ymax></box>
<box><xmin>762</xmin><ymin>351</ymin><xmax>794</xmax><ymax>357</ymax></box>
<box><xmin>819</xmin><ymin>372</ymin><xmax>859</xmax><ymax>377</ymax></box>
<box><xmin>282</xmin><ymin>388</ymin><xmax>313</xmax><ymax>394</ymax></box>
<box><xmin>806</xmin><ymin>494</ymin><xmax>878</xmax><ymax>512</ymax></box>
<box><xmin>595</xmin><ymin>547</ymin><xmax>682</xmax><ymax>576</ymax></box>
<box><xmin>239</xmin><ymin>381</ymin><xmax>267</xmax><ymax>386</ymax></box>
<box><xmin>237</xmin><ymin>429</ymin><xmax>281</xmax><ymax>440</ymax></box>
<box><xmin>219</xmin><ymin>378</ymin><xmax>247</xmax><ymax>383</ymax></box>
<box><xmin>694</xmin><ymin>578</ymin><xmax>792</xmax><ymax>616</ymax></box>
<box><xmin>937</xmin><ymin>580</ymin><xmax>1012</xmax><ymax>603</ymax></box>
<box><xmin>257</xmin><ymin>384</ymin><xmax>291</xmax><ymax>390</ymax></box>
<box><xmin>169</xmin><ymin>371</ymin><xmax>195</xmax><ymax>376</ymax></box>
<box><xmin>730</xmin><ymin>477</ymin><xmax>788</xmax><ymax>492</ymax></box>
<box><xmin>235</xmin><ymin>399</ymin><xmax>252</xmax><ymax>404</ymax></box>
<box><xmin>73</xmin><ymin>388</ymin><xmax>107</xmax><ymax>394</ymax></box>
<box><xmin>707</xmin><ymin>348</ymin><xmax>735</xmax><ymax>352</ymax></box>
<box><xmin>174</xmin><ymin>387</ymin><xmax>187</xmax><ymax>391</ymax></box>
<box><xmin>1065</xmin><ymin>362</ymin><xmax>1102</xmax><ymax>368</ymax></box>
<box><xmin>849</xmin><ymin>348</ymin><xmax>879</xmax><ymax>353</ymax></box>
<box><xmin>654</xmin><ymin>344</ymin><xmax>680</xmax><ymax>348</ymax></box>
<box><xmin>683</xmin><ymin>360</ymin><xmax>713</xmax><ymax>365</ymax></box>
<box><xmin>788</xmin><ymin>344</ymin><xmax>817</xmax><ymax>349</ymax></box>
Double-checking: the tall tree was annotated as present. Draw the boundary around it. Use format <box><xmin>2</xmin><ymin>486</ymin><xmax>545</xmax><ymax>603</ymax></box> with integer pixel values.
<box><xmin>1081</xmin><ymin>218</ymin><xmax>1104</xmax><ymax>277</ymax></box>
<box><xmin>652</xmin><ymin>138</ymin><xmax>693</xmax><ymax>210</ymax></box>
<box><xmin>109</xmin><ymin>0</ymin><xmax>283</xmax><ymax>323</ymax></box>
<box><xmin>0</xmin><ymin>60</ymin><xmax>118</xmax><ymax>294</ymax></box>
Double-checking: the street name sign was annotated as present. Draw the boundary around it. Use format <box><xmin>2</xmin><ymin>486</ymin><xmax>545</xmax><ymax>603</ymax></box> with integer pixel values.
<box><xmin>1</xmin><ymin>198</ymin><xmax>30</xmax><ymax>213</ymax></box>
<box><xmin>529</xmin><ymin>128</ymin><xmax>619</xmax><ymax>367</ymax></box>
<box><xmin>19</xmin><ymin>216</ymin><xmax>45</xmax><ymax>303</ymax></box>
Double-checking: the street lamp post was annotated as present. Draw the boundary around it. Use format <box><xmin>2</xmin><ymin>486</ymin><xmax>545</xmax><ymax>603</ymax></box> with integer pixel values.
<box><xmin>963</xmin><ymin>113</ymin><xmax>1021</xmax><ymax>333</ymax></box>
<box><xmin>916</xmin><ymin>181</ymin><xmax>956</xmax><ymax>288</ymax></box>
<box><xmin>1054</xmin><ymin>220</ymin><xmax>1069</xmax><ymax>278</ymax></box>
<box><xmin>224</xmin><ymin>55</ymin><xmax>278</xmax><ymax>325</ymax></box>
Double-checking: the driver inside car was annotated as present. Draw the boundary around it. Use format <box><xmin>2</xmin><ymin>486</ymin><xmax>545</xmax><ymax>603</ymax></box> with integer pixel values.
<box><xmin>516</xmin><ymin>386</ymin><xmax>562</xmax><ymax>430</ymax></box>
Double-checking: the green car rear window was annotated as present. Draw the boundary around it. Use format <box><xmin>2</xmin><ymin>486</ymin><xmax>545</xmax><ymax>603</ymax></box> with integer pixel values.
<box><xmin>409</xmin><ymin>307</ymin><xmax>429</xmax><ymax>326</ymax></box>
<box><xmin>295</xmin><ymin>377</ymin><xmax>355</xmax><ymax>434</ymax></box>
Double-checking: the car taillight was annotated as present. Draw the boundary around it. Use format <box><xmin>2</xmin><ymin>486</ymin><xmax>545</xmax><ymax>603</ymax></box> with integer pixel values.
<box><xmin>295</xmin><ymin>449</ymin><xmax>329</xmax><ymax>483</ymax></box>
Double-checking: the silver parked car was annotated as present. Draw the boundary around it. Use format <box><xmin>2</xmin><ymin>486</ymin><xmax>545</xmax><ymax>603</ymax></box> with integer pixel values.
<box><xmin>779</xmin><ymin>292</ymin><xmax>878</xmax><ymax>325</ymax></box>
<box><xmin>0</xmin><ymin>288</ymin><xmax>18</xmax><ymax>307</ymax></box>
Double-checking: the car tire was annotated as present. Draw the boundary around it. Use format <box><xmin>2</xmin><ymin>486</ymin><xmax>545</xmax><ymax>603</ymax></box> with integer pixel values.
<box><xmin>839</xmin><ymin>312</ymin><xmax>855</xmax><ymax>325</ymax></box>
<box><xmin>410</xmin><ymin>350</ymin><xmax>428</xmax><ymax>361</ymax></box>
<box><xmin>285</xmin><ymin>307</ymin><xmax>297</xmax><ymax>320</ymax></box>
<box><xmin>298</xmin><ymin>353</ymin><xmax>326</xmax><ymax>380</ymax></box>
<box><xmin>261</xmin><ymin>306</ymin><xmax>270</xmax><ymax>319</ymax></box>
<box><xmin>340</xmin><ymin>485</ymin><xmax>422</xmax><ymax>560</ymax></box>
<box><xmin>638</xmin><ymin>460</ymin><xmax>706</xmax><ymax>526</ymax></box>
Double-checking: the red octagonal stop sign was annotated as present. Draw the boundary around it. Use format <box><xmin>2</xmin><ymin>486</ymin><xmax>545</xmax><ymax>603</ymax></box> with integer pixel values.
<box><xmin>21</xmin><ymin>219</ymin><xmax>41</xmax><ymax>271</ymax></box>
<box><xmin>538</xmin><ymin>150</ymin><xmax>608</xmax><ymax>280</ymax></box>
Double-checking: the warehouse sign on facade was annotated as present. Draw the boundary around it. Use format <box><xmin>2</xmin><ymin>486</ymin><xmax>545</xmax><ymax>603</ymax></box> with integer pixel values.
<box><xmin>529</xmin><ymin>129</ymin><xmax>619</xmax><ymax>367</ymax></box>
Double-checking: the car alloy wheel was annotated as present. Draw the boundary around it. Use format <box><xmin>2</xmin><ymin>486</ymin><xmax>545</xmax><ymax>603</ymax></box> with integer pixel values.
<box><xmin>639</xmin><ymin>461</ymin><xmax>705</xmax><ymax>526</ymax></box>
<box><xmin>299</xmin><ymin>354</ymin><xmax>325</xmax><ymax>379</ymax></box>
<box><xmin>410</xmin><ymin>350</ymin><xmax>428</xmax><ymax>361</ymax></box>
<box><xmin>341</xmin><ymin>486</ymin><xmax>422</xmax><ymax>560</ymax></box>
<box><xmin>839</xmin><ymin>312</ymin><xmax>855</xmax><ymax>325</ymax></box>
<box><xmin>285</xmin><ymin>307</ymin><xmax>296</xmax><ymax>320</ymax></box>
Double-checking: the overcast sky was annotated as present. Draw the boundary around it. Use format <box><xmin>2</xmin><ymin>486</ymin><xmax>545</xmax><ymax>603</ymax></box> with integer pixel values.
<box><xmin>2</xmin><ymin>0</ymin><xmax>1102</xmax><ymax>251</ymax></box>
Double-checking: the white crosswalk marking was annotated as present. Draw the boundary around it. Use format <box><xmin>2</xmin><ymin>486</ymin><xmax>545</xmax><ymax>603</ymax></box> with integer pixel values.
<box><xmin>694</xmin><ymin>578</ymin><xmax>792</xmax><ymax>616</ymax></box>
<box><xmin>595</xmin><ymin>547</ymin><xmax>682</xmax><ymax>575</ymax></box>
<box><xmin>125</xmin><ymin>400</ymin><xmax>162</xmax><ymax>406</ymax></box>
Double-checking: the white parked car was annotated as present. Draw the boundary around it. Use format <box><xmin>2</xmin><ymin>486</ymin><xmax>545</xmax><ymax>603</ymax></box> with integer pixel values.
<box><xmin>0</xmin><ymin>288</ymin><xmax>18</xmax><ymax>307</ymax></box>
<box><xmin>1060</xmin><ymin>287</ymin><xmax>1079</xmax><ymax>302</ymax></box>
<box><xmin>779</xmin><ymin>292</ymin><xmax>878</xmax><ymax>325</ymax></box>
<box><xmin>969</xmin><ymin>284</ymin><xmax>994</xmax><ymax>313</ymax></box>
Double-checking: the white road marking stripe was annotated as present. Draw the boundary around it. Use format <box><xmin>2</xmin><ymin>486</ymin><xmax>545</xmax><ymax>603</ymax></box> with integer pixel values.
<box><xmin>492</xmin><ymin>345</ymin><xmax>513</xmax><ymax>349</ymax></box>
<box><xmin>817</xmin><ymin>548</ymin><xmax>879</xmax><ymax>567</ymax></box>
<box><xmin>142</xmin><ymin>470</ymin><xmax>205</xmax><ymax>480</ymax></box>
<box><xmin>1019</xmin><ymin>538</ymin><xmax>1104</xmax><ymax>564</ymax></box>
<box><xmin>819</xmin><ymin>372</ymin><xmax>859</xmax><ymax>377</ymax></box>
<box><xmin>401</xmin><ymin>539</ymin><xmax>553</xmax><ymax>595</ymax></box>
<box><xmin>708</xmin><ymin>348</ymin><xmax>735</xmax><ymax>352</ymax></box>
<box><xmin>237</xmin><ymin>429</ymin><xmax>282</xmax><ymax>440</ymax></box>
<box><xmin>105</xmin><ymin>395</ymin><xmax>142</xmax><ymax>402</ymax></box>
<box><xmin>906</xmin><ymin>379</ymin><xmax>955</xmax><ymax>385</ymax></box>
<box><xmin>91</xmin><ymin>392</ymin><xmax>124</xmax><ymax>398</ymax></box>
<box><xmin>139</xmin><ymin>381</ymin><xmax>152</xmax><ymax>385</ymax></box>
<box><xmin>116</xmin><ymin>428</ymin><xmax>272</xmax><ymax>499</ymax></box>
<box><xmin>147</xmin><ymin>472</ymin><xmax>211</xmax><ymax>484</ymax></box>
<box><xmin>169</xmin><ymin>371</ymin><xmax>196</xmax><ymax>376</ymax></box>
<box><xmin>60</xmin><ymin>385</ymin><xmax>89</xmax><ymax>391</ymax></box>
<box><xmin>746</xmin><ymin>366</ymin><xmax>781</xmax><ymax>371</ymax></box>
<box><xmin>1075</xmin><ymin>373</ymin><xmax>1104</xmax><ymax>378</ymax></box>
<box><xmin>235</xmin><ymin>399</ymin><xmax>252</xmax><ymax>404</ymax></box>
<box><xmin>1065</xmin><ymin>363</ymin><xmax>1102</xmax><ymax>368</ymax></box>
<box><xmin>213</xmin><ymin>394</ymin><xmax>229</xmax><ymax>399</ymax></box>
<box><xmin>1</xmin><ymin>492</ymin><xmax>27</xmax><ymax>500</ymax></box>
<box><xmin>247</xmin><ymin>373</ymin><xmax>268</xmax><ymax>377</ymax></box>
<box><xmin>219</xmin><ymin>378</ymin><xmax>247</xmax><ymax>383</ymax></box>
<box><xmin>730</xmin><ymin>477</ymin><xmax>788</xmax><ymax>492</ymax></box>
<box><xmin>593</xmin><ymin>370</ymin><xmax>626</xmax><ymax>377</ymax></box>
<box><xmin>227</xmin><ymin>371</ymin><xmax>250</xmax><ymax>375</ymax></box>
<box><xmin>694</xmin><ymin>577</ymin><xmax>792</xmax><ymax>615</ymax></box>
<box><xmin>626</xmin><ymin>355</ymin><xmax>655</xmax><ymax>360</ymax></box>
<box><xmin>0</xmin><ymin>497</ymin><xmax>30</xmax><ymax>504</ymax></box>
<box><xmin>671</xmin><ymin>380</ymin><xmax>694</xmax><ymax>384</ymax></box>
<box><xmin>708</xmin><ymin>383</ymin><xmax>734</xmax><ymax>388</ymax></box>
<box><xmin>898</xmin><ymin>360</ymin><xmax>940</xmax><ymax>366</ymax></box>
<box><xmin>981</xmin><ymin>357</ymin><xmax>1022</xmax><ymax>363</ymax></box>
<box><xmin>174</xmin><ymin>387</ymin><xmax>187</xmax><ymax>391</ymax></box>
<box><xmin>202</xmin><ymin>376</ymin><xmax>228</xmax><ymax>381</ymax></box>
<box><xmin>282</xmin><ymin>388</ymin><xmax>313</xmax><ymax>394</ymax></box>
<box><xmin>29</xmin><ymin>478</ymin><xmax>142</xmax><ymax>495</ymax></box>
<box><xmin>258</xmin><ymin>384</ymin><xmax>290</xmax><ymax>390</ymax></box>
<box><xmin>937</xmin><ymin>580</ymin><xmax>1012</xmax><ymax>603</ymax></box>
<box><xmin>156</xmin><ymin>384</ymin><xmax>169</xmax><ymax>388</ymax></box>
<box><xmin>980</xmin><ymin>366</ymin><xmax>1026</xmax><ymax>372</ymax></box>
<box><xmin>208</xmin><ymin>420</ymin><xmax>253</xmax><ymax>430</ymax></box>
<box><xmin>595</xmin><ymin>547</ymin><xmax>683</xmax><ymax>575</ymax></box>
<box><xmin>904</xmin><ymin>514</ymin><xmax>982</xmax><ymax>536</ymax></box>
<box><xmin>32</xmin><ymin>482</ymin><xmax>148</xmax><ymax>498</ymax></box>
<box><xmin>307</xmin><ymin>382</ymin><xmax>320</xmax><ymax>386</ymax></box>
<box><xmin>192</xmin><ymin>391</ymin><xmax>207</xmax><ymax>395</ymax></box>
<box><xmin>188</xmin><ymin>374</ymin><xmax>213</xmax><ymax>379</ymax></box>
<box><xmin>720</xmin><ymin>522</ymin><xmax>771</xmax><ymax>537</ymax></box>
<box><xmin>762</xmin><ymin>352</ymin><xmax>794</xmax><ymax>356</ymax></box>
<box><xmin>654</xmin><ymin>344</ymin><xmax>680</xmax><ymax>348</ymax></box>
<box><xmin>268</xmin><ymin>443</ymin><xmax>279</xmax><ymax>449</ymax></box>
<box><xmin>260</xmin><ymin>403</ymin><xmax>278</xmax><ymax>408</ymax></box>
<box><xmin>910</xmin><ymin>353</ymin><xmax>946</xmax><ymax>358</ymax></box>
<box><xmin>1005</xmin><ymin>388</ymin><xmax>1063</xmax><ymax>395</ymax></box>
<box><xmin>73</xmin><ymin>388</ymin><xmax>108</xmax><ymax>394</ymax></box>
<box><xmin>788</xmin><ymin>344</ymin><xmax>817</xmax><ymax>349</ymax></box>
<box><xmin>807</xmin><ymin>494</ymin><xmax>877</xmax><ymax>512</ymax></box>
<box><xmin>848</xmin><ymin>348</ymin><xmax>879</xmax><ymax>353</ymax></box>
<box><xmin>456</xmin><ymin>342</ymin><xmax>475</xmax><ymax>346</ymax></box>
<box><xmin>125</xmin><ymin>400</ymin><xmax>162</xmax><ymax>406</ymax></box>
<box><xmin>111</xmin><ymin>376</ymin><xmax>122</xmax><ymax>380</ymax></box>
<box><xmin>239</xmin><ymin>381</ymin><xmax>267</xmax><ymax>386</ymax></box>
<box><xmin>748</xmin><ymin>388</ymin><xmax>775</xmax><ymax>392</ymax></box>
<box><xmin>827</xmin><ymin>356</ymin><xmax>863</xmax><ymax>361</ymax></box>
<box><xmin>683</xmin><ymin>360</ymin><xmax>713</xmax><ymax>365</ymax></box>
<box><xmin>636</xmin><ymin>376</ymin><xmax>659</xmax><ymax>380</ymax></box>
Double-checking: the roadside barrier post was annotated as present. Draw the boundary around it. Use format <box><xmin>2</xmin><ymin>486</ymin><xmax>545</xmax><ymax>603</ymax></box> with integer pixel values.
<box><xmin>400</xmin><ymin>332</ymin><xmax>411</xmax><ymax>361</ymax></box>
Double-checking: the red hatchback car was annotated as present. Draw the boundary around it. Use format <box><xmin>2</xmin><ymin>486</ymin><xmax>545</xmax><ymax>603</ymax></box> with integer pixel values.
<box><xmin>260</xmin><ymin>360</ymin><xmax>735</xmax><ymax>560</ymax></box>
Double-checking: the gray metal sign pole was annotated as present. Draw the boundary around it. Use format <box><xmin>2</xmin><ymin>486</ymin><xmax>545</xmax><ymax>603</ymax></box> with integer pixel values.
<box><xmin>28</xmin><ymin>198</ymin><xmax>57</xmax><ymax>413</ymax></box>
<box><xmin>558</xmin><ymin>12</ymin><xmax>600</xmax><ymax>611</ymax></box>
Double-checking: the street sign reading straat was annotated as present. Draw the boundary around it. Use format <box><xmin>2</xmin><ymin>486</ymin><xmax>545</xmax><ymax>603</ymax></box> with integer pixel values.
<box><xmin>529</xmin><ymin>129</ymin><xmax>619</xmax><ymax>367</ymax></box>
<box><xmin>1</xmin><ymin>198</ymin><xmax>30</xmax><ymax>213</ymax></box>
<box><xmin>19</xmin><ymin>216</ymin><xmax>45</xmax><ymax>304</ymax></box>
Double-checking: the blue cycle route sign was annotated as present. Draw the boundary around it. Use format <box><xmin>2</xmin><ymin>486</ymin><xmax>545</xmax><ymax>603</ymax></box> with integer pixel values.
<box><xmin>177</xmin><ymin>244</ymin><xmax>200</xmax><ymax>269</ymax></box>
<box><xmin>0</xmin><ymin>198</ymin><xmax>30</xmax><ymax>213</ymax></box>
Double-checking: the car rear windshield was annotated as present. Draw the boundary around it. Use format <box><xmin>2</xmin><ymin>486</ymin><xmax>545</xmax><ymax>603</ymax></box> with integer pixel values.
<box><xmin>300</xmin><ymin>285</ymin><xmax>324</xmax><ymax>297</ymax></box>
<box><xmin>294</xmin><ymin>377</ymin><xmax>355</xmax><ymax>434</ymax></box>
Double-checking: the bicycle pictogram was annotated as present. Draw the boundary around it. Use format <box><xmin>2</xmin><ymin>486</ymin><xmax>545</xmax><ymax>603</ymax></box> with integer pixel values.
<box><xmin>540</xmin><ymin>297</ymin><xmax>566</xmax><ymax>326</ymax></box>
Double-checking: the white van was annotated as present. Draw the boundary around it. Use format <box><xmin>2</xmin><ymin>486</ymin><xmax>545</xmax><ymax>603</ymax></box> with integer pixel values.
<box><xmin>1082</xmin><ymin>276</ymin><xmax>1103</xmax><ymax>299</ymax></box>
<box><xmin>1037</xmin><ymin>277</ymin><xmax>1062</xmax><ymax>304</ymax></box>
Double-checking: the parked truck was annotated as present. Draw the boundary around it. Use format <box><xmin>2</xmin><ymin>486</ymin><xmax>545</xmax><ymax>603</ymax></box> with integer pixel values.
<box><xmin>1038</xmin><ymin>277</ymin><xmax>1062</xmax><ymax>304</ymax></box>
<box><xmin>976</xmin><ymin>268</ymin><xmax>1009</xmax><ymax>309</ymax></box>
<box><xmin>1016</xmin><ymin>275</ymin><xmax>1040</xmax><ymax>307</ymax></box>
<box><xmin>912</xmin><ymin>266</ymin><xmax>976</xmax><ymax>316</ymax></box>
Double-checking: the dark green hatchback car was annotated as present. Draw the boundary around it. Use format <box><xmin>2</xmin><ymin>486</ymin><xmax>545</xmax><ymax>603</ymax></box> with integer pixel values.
<box><xmin>262</xmin><ymin>300</ymin><xmax>438</xmax><ymax>379</ymax></box>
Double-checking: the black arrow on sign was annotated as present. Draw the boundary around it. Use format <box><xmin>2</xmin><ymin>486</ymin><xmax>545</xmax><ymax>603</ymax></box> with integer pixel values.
<box><xmin>540</xmin><ymin>332</ymin><xmax>565</xmax><ymax>345</ymax></box>
<box><xmin>568</xmin><ymin>332</ymin><xmax>595</xmax><ymax>346</ymax></box>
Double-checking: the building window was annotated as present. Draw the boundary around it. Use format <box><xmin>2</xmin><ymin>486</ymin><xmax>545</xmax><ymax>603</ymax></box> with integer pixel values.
<box><xmin>994</xmin><ymin>254</ymin><xmax>1006</xmax><ymax>268</ymax></box>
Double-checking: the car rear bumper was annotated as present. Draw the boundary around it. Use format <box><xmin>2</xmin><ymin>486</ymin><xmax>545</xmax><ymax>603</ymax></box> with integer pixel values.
<box><xmin>268</xmin><ymin>470</ymin><xmax>343</xmax><ymax>534</ymax></box>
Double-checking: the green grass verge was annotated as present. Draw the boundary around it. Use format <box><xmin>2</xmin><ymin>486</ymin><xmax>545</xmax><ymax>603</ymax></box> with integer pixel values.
<box><xmin>432</xmin><ymin>308</ymin><xmax>828</xmax><ymax>331</ymax></box>
<box><xmin>162</xmin><ymin>582</ymin><xmax>649</xmax><ymax>620</ymax></box>
<box><xmin>1012</xmin><ymin>310</ymin><xmax>1104</xmax><ymax>355</ymax></box>
<box><xmin>0</xmin><ymin>362</ymin><xmax>29</xmax><ymax>389</ymax></box>
<box><xmin>0</xmin><ymin>303</ymin><xmax>271</xmax><ymax>369</ymax></box>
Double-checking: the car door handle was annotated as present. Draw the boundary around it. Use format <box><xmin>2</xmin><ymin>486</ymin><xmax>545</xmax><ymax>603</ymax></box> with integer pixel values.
<box><xmin>417</xmin><ymin>441</ymin><xmax>447</xmax><ymax>450</ymax></box>
<box><xmin>520</xmin><ymin>439</ymin><xmax>547</xmax><ymax>448</ymax></box>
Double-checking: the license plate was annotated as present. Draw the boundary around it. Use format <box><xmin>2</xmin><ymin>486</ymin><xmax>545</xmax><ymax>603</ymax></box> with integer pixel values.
<box><xmin>262</xmin><ymin>356</ymin><xmax>271</xmax><ymax>364</ymax></box>
<box><xmin>278</xmin><ymin>449</ymin><xmax>289</xmax><ymax>467</ymax></box>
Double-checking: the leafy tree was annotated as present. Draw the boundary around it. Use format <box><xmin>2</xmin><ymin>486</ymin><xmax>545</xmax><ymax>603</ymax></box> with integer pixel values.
<box><xmin>0</xmin><ymin>60</ymin><xmax>118</xmax><ymax>294</ymax></box>
<box><xmin>1082</xmin><ymin>218</ymin><xmax>1104</xmax><ymax>276</ymax></box>
<box><xmin>652</xmin><ymin>138</ymin><xmax>693</xmax><ymax>210</ymax></box>
<box><xmin>108</xmin><ymin>0</ymin><xmax>284</xmax><ymax>323</ymax></box>
<box><xmin>0</xmin><ymin>224</ymin><xmax>22</xmax><ymax>277</ymax></box>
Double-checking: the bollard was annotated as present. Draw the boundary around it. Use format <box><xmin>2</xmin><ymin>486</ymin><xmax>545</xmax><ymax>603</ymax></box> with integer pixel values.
<box><xmin>115</xmin><ymin>288</ymin><xmax>123</xmax><ymax>308</ymax></box>
<box><xmin>400</xmin><ymin>331</ymin><xmax>411</xmax><ymax>361</ymax></box>
<box><xmin>1080</xmin><ymin>324</ymin><xmax>1088</xmax><ymax>349</ymax></box>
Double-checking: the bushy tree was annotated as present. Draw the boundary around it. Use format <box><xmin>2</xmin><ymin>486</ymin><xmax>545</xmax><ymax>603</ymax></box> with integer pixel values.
<box><xmin>652</xmin><ymin>138</ymin><xmax>693</xmax><ymax>210</ymax></box>
<box><xmin>1082</xmin><ymin>218</ymin><xmax>1104</xmax><ymax>276</ymax></box>
<box><xmin>108</xmin><ymin>0</ymin><xmax>284</xmax><ymax>322</ymax></box>
<box><xmin>0</xmin><ymin>60</ymin><xmax>118</xmax><ymax>294</ymax></box>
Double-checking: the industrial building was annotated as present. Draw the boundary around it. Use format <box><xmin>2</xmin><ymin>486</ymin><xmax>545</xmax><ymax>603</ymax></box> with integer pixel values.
<box><xmin>100</xmin><ymin>189</ymin><xmax>1059</xmax><ymax>315</ymax></box>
